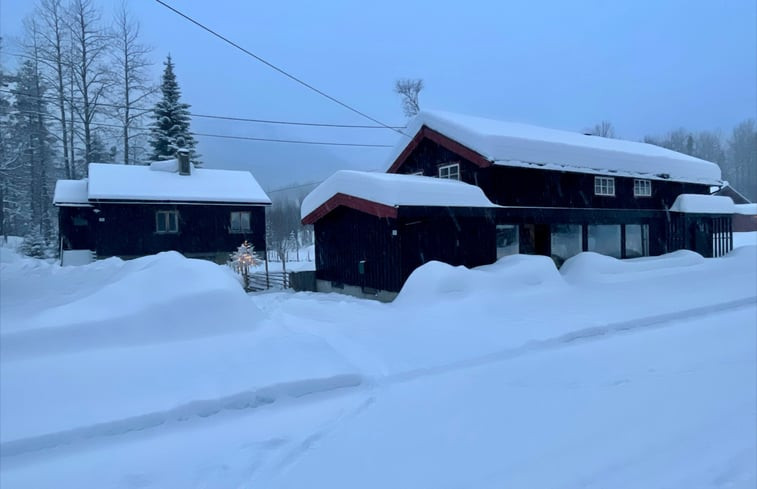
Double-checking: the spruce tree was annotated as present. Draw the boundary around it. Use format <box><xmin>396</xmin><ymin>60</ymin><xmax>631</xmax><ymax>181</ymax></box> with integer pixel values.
<box><xmin>148</xmin><ymin>55</ymin><xmax>199</xmax><ymax>164</ymax></box>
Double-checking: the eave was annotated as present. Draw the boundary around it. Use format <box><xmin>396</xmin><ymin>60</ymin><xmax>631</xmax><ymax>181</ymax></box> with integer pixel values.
<box><xmin>302</xmin><ymin>193</ymin><xmax>398</xmax><ymax>225</ymax></box>
<box><xmin>387</xmin><ymin>125</ymin><xmax>493</xmax><ymax>173</ymax></box>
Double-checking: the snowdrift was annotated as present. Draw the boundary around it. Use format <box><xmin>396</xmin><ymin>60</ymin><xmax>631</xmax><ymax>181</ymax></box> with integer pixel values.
<box><xmin>395</xmin><ymin>254</ymin><xmax>563</xmax><ymax>303</ymax></box>
<box><xmin>1</xmin><ymin>251</ymin><xmax>263</xmax><ymax>360</ymax></box>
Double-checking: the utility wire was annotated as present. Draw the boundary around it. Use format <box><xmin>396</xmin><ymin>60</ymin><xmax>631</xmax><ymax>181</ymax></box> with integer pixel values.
<box><xmin>152</xmin><ymin>0</ymin><xmax>408</xmax><ymax>137</ymax></box>
<box><xmin>18</xmin><ymin>109</ymin><xmax>393</xmax><ymax>148</ymax></box>
<box><xmin>0</xmin><ymin>86</ymin><xmax>406</xmax><ymax>130</ymax></box>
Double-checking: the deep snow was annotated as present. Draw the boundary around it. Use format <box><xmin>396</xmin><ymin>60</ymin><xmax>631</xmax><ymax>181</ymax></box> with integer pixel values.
<box><xmin>0</xmin><ymin>240</ymin><xmax>755</xmax><ymax>488</ymax></box>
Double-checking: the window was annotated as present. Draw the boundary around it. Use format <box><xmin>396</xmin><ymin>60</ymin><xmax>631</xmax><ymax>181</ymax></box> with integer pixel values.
<box><xmin>230</xmin><ymin>211</ymin><xmax>251</xmax><ymax>233</ymax></box>
<box><xmin>411</xmin><ymin>170</ymin><xmax>424</xmax><ymax>176</ymax></box>
<box><xmin>550</xmin><ymin>224</ymin><xmax>583</xmax><ymax>265</ymax></box>
<box><xmin>588</xmin><ymin>224</ymin><xmax>621</xmax><ymax>258</ymax></box>
<box><xmin>625</xmin><ymin>224</ymin><xmax>649</xmax><ymax>258</ymax></box>
<box><xmin>438</xmin><ymin>163</ymin><xmax>460</xmax><ymax>180</ymax></box>
<box><xmin>496</xmin><ymin>224</ymin><xmax>519</xmax><ymax>258</ymax></box>
<box><xmin>594</xmin><ymin>176</ymin><xmax>615</xmax><ymax>196</ymax></box>
<box><xmin>634</xmin><ymin>179</ymin><xmax>651</xmax><ymax>197</ymax></box>
<box><xmin>156</xmin><ymin>210</ymin><xmax>179</xmax><ymax>233</ymax></box>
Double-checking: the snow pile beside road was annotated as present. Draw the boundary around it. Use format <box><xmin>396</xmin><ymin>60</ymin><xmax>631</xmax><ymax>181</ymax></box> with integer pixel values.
<box><xmin>1</xmin><ymin>251</ymin><xmax>262</xmax><ymax>359</ymax></box>
<box><xmin>396</xmin><ymin>254</ymin><xmax>563</xmax><ymax>303</ymax></box>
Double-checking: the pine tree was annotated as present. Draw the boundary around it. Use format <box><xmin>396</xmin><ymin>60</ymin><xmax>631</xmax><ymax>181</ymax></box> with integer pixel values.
<box><xmin>148</xmin><ymin>55</ymin><xmax>199</xmax><ymax>164</ymax></box>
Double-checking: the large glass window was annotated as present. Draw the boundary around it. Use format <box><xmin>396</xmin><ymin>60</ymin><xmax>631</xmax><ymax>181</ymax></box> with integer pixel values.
<box><xmin>594</xmin><ymin>176</ymin><xmax>615</xmax><ymax>196</ymax></box>
<box><xmin>551</xmin><ymin>224</ymin><xmax>583</xmax><ymax>265</ymax></box>
<box><xmin>496</xmin><ymin>224</ymin><xmax>519</xmax><ymax>258</ymax></box>
<box><xmin>625</xmin><ymin>224</ymin><xmax>649</xmax><ymax>258</ymax></box>
<box><xmin>230</xmin><ymin>211</ymin><xmax>252</xmax><ymax>233</ymax></box>
<box><xmin>156</xmin><ymin>210</ymin><xmax>179</xmax><ymax>234</ymax></box>
<box><xmin>438</xmin><ymin>163</ymin><xmax>460</xmax><ymax>180</ymax></box>
<box><xmin>588</xmin><ymin>224</ymin><xmax>621</xmax><ymax>258</ymax></box>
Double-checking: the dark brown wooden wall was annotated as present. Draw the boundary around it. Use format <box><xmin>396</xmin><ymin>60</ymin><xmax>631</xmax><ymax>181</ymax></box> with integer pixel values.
<box><xmin>91</xmin><ymin>203</ymin><xmax>266</xmax><ymax>259</ymax></box>
<box><xmin>395</xmin><ymin>137</ymin><xmax>711</xmax><ymax>210</ymax></box>
<box><xmin>314</xmin><ymin>207</ymin><xmax>402</xmax><ymax>291</ymax></box>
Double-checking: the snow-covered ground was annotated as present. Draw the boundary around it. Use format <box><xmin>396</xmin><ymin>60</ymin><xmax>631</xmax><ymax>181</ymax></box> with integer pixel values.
<box><xmin>1</xmin><ymin>238</ymin><xmax>755</xmax><ymax>488</ymax></box>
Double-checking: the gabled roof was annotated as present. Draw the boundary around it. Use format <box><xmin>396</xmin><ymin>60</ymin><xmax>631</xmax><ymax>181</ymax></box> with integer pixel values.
<box><xmin>670</xmin><ymin>194</ymin><xmax>735</xmax><ymax>214</ymax></box>
<box><xmin>53</xmin><ymin>179</ymin><xmax>91</xmax><ymax>207</ymax></box>
<box><xmin>79</xmin><ymin>162</ymin><xmax>271</xmax><ymax>205</ymax></box>
<box><xmin>713</xmin><ymin>183</ymin><xmax>752</xmax><ymax>204</ymax></box>
<box><xmin>387</xmin><ymin>111</ymin><xmax>722</xmax><ymax>186</ymax></box>
<box><xmin>301</xmin><ymin>170</ymin><xmax>497</xmax><ymax>224</ymax></box>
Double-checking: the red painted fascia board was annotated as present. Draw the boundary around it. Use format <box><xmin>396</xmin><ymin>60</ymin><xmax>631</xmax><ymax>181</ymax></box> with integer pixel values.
<box><xmin>302</xmin><ymin>193</ymin><xmax>398</xmax><ymax>224</ymax></box>
<box><xmin>387</xmin><ymin>126</ymin><xmax>493</xmax><ymax>173</ymax></box>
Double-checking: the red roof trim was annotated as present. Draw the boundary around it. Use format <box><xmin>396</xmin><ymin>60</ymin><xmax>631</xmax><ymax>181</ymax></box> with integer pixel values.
<box><xmin>387</xmin><ymin>126</ymin><xmax>493</xmax><ymax>173</ymax></box>
<box><xmin>302</xmin><ymin>192</ymin><xmax>398</xmax><ymax>224</ymax></box>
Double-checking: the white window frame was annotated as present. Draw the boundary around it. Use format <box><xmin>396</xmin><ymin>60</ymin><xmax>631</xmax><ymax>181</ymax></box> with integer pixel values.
<box><xmin>438</xmin><ymin>163</ymin><xmax>460</xmax><ymax>180</ymax></box>
<box><xmin>230</xmin><ymin>211</ymin><xmax>252</xmax><ymax>233</ymax></box>
<box><xmin>594</xmin><ymin>176</ymin><xmax>615</xmax><ymax>196</ymax></box>
<box><xmin>155</xmin><ymin>210</ymin><xmax>179</xmax><ymax>234</ymax></box>
<box><xmin>633</xmin><ymin>179</ymin><xmax>652</xmax><ymax>197</ymax></box>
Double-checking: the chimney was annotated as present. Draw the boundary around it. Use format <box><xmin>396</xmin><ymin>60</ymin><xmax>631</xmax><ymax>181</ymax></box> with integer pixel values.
<box><xmin>177</xmin><ymin>149</ymin><xmax>191</xmax><ymax>176</ymax></box>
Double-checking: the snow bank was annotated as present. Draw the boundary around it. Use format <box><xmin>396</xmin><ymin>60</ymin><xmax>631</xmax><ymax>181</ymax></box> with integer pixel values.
<box><xmin>670</xmin><ymin>194</ymin><xmax>735</xmax><ymax>213</ymax></box>
<box><xmin>301</xmin><ymin>170</ymin><xmax>497</xmax><ymax>221</ymax></box>
<box><xmin>559</xmin><ymin>250</ymin><xmax>706</xmax><ymax>283</ymax></box>
<box><xmin>1</xmin><ymin>252</ymin><xmax>263</xmax><ymax>359</ymax></box>
<box><xmin>387</xmin><ymin>110</ymin><xmax>722</xmax><ymax>185</ymax></box>
<box><xmin>395</xmin><ymin>254</ymin><xmax>563</xmax><ymax>304</ymax></box>
<box><xmin>734</xmin><ymin>232</ymin><xmax>757</xmax><ymax>248</ymax></box>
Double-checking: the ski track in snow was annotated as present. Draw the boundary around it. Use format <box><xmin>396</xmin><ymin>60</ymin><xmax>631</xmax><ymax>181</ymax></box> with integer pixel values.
<box><xmin>2</xmin><ymin>295</ymin><xmax>753</xmax><ymax>462</ymax></box>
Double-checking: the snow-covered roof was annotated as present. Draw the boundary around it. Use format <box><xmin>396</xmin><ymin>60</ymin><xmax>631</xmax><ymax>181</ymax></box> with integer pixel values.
<box><xmin>53</xmin><ymin>179</ymin><xmax>91</xmax><ymax>207</ymax></box>
<box><xmin>86</xmin><ymin>163</ymin><xmax>271</xmax><ymax>204</ymax></box>
<box><xmin>670</xmin><ymin>194</ymin><xmax>735</xmax><ymax>214</ymax></box>
<box><xmin>301</xmin><ymin>170</ymin><xmax>497</xmax><ymax>221</ymax></box>
<box><xmin>735</xmin><ymin>203</ymin><xmax>757</xmax><ymax>216</ymax></box>
<box><xmin>387</xmin><ymin>111</ymin><xmax>722</xmax><ymax>185</ymax></box>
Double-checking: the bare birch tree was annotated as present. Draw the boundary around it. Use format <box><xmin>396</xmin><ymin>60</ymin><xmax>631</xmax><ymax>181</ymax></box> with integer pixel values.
<box><xmin>68</xmin><ymin>0</ymin><xmax>111</xmax><ymax>173</ymax></box>
<box><xmin>112</xmin><ymin>1</ymin><xmax>153</xmax><ymax>165</ymax></box>
<box><xmin>394</xmin><ymin>78</ymin><xmax>423</xmax><ymax>117</ymax></box>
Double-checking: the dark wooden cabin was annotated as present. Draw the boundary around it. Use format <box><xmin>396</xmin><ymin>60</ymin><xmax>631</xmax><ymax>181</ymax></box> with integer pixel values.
<box><xmin>301</xmin><ymin>171</ymin><xmax>498</xmax><ymax>301</ymax></box>
<box><xmin>385</xmin><ymin>111</ymin><xmax>734</xmax><ymax>263</ymax></box>
<box><xmin>53</xmin><ymin>154</ymin><xmax>271</xmax><ymax>264</ymax></box>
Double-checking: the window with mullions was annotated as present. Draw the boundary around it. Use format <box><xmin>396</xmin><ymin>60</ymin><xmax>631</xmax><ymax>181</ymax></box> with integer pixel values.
<box><xmin>634</xmin><ymin>179</ymin><xmax>651</xmax><ymax>197</ymax></box>
<box><xmin>594</xmin><ymin>176</ymin><xmax>615</xmax><ymax>196</ymax></box>
<box><xmin>438</xmin><ymin>163</ymin><xmax>460</xmax><ymax>180</ymax></box>
<box><xmin>230</xmin><ymin>211</ymin><xmax>251</xmax><ymax>233</ymax></box>
<box><xmin>156</xmin><ymin>210</ymin><xmax>179</xmax><ymax>234</ymax></box>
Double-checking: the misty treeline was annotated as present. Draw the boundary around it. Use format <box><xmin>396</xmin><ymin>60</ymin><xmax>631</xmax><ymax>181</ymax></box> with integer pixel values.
<box><xmin>643</xmin><ymin>123</ymin><xmax>757</xmax><ymax>201</ymax></box>
<box><xmin>0</xmin><ymin>0</ymin><xmax>192</xmax><ymax>244</ymax></box>
<box><xmin>265</xmin><ymin>188</ymin><xmax>315</xmax><ymax>264</ymax></box>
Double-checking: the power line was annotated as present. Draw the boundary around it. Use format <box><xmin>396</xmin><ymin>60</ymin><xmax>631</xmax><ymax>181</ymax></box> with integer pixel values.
<box><xmin>14</xmin><ymin>108</ymin><xmax>393</xmax><ymax>148</ymax></box>
<box><xmin>0</xmin><ymin>86</ymin><xmax>406</xmax><ymax>129</ymax></box>
<box><xmin>153</xmin><ymin>0</ymin><xmax>408</xmax><ymax>138</ymax></box>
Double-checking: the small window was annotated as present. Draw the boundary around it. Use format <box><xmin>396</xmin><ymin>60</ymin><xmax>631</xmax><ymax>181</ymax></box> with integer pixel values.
<box><xmin>634</xmin><ymin>179</ymin><xmax>651</xmax><ymax>197</ymax></box>
<box><xmin>156</xmin><ymin>210</ymin><xmax>179</xmax><ymax>234</ymax></box>
<box><xmin>411</xmin><ymin>171</ymin><xmax>424</xmax><ymax>176</ymax></box>
<box><xmin>438</xmin><ymin>163</ymin><xmax>460</xmax><ymax>180</ymax></box>
<box><xmin>230</xmin><ymin>211</ymin><xmax>252</xmax><ymax>233</ymax></box>
<box><xmin>594</xmin><ymin>176</ymin><xmax>615</xmax><ymax>196</ymax></box>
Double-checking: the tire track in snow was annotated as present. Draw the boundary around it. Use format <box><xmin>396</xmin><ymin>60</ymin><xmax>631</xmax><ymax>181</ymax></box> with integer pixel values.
<box><xmin>2</xmin><ymin>296</ymin><xmax>753</xmax><ymax>460</ymax></box>
<box><xmin>0</xmin><ymin>374</ymin><xmax>363</xmax><ymax>459</ymax></box>
<box><xmin>381</xmin><ymin>296</ymin><xmax>757</xmax><ymax>385</ymax></box>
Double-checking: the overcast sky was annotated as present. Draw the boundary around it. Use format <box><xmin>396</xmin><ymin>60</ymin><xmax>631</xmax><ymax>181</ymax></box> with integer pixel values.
<box><xmin>1</xmin><ymin>0</ymin><xmax>755</xmax><ymax>190</ymax></box>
